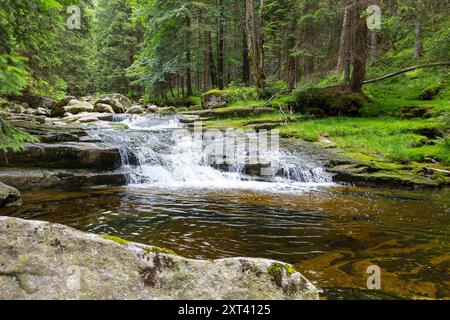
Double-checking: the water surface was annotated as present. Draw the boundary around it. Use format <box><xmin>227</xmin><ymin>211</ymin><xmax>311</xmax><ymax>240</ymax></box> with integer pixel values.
<box><xmin>4</xmin><ymin>186</ymin><xmax>449</xmax><ymax>300</ymax></box>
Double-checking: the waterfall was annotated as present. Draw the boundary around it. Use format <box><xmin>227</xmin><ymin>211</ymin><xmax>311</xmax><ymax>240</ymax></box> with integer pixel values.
<box><xmin>87</xmin><ymin>114</ymin><xmax>333</xmax><ymax>192</ymax></box>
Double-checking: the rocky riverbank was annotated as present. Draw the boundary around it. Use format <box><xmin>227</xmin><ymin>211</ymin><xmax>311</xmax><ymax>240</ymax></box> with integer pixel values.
<box><xmin>2</xmin><ymin>92</ymin><xmax>447</xmax><ymax>194</ymax></box>
<box><xmin>0</xmin><ymin>216</ymin><xmax>319</xmax><ymax>300</ymax></box>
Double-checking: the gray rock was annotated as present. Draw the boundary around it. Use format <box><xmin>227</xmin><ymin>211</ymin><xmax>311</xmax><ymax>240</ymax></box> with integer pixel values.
<box><xmin>147</xmin><ymin>105</ymin><xmax>159</xmax><ymax>113</ymax></box>
<box><xmin>0</xmin><ymin>182</ymin><xmax>21</xmax><ymax>207</ymax></box>
<box><xmin>36</xmin><ymin>107</ymin><xmax>50</xmax><ymax>117</ymax></box>
<box><xmin>11</xmin><ymin>104</ymin><xmax>26</xmax><ymax>114</ymax></box>
<box><xmin>80</xmin><ymin>96</ymin><xmax>93</xmax><ymax>102</ymax></box>
<box><xmin>77</xmin><ymin>116</ymin><xmax>100</xmax><ymax>123</ymax></box>
<box><xmin>99</xmin><ymin>93</ymin><xmax>132</xmax><ymax>110</ymax></box>
<box><xmin>94</xmin><ymin>103</ymin><xmax>115</xmax><ymax>114</ymax></box>
<box><xmin>52</xmin><ymin>96</ymin><xmax>77</xmax><ymax>117</ymax></box>
<box><xmin>0</xmin><ymin>168</ymin><xmax>128</xmax><ymax>191</ymax></box>
<box><xmin>0</xmin><ymin>217</ymin><xmax>319</xmax><ymax>300</ymax></box>
<box><xmin>126</xmin><ymin>106</ymin><xmax>145</xmax><ymax>115</ymax></box>
<box><xmin>201</xmin><ymin>90</ymin><xmax>228</xmax><ymax>109</ymax></box>
<box><xmin>63</xmin><ymin>101</ymin><xmax>95</xmax><ymax>115</ymax></box>
<box><xmin>95</xmin><ymin>98</ymin><xmax>125</xmax><ymax>114</ymax></box>
<box><xmin>96</xmin><ymin>94</ymin><xmax>132</xmax><ymax>113</ymax></box>
<box><xmin>0</xmin><ymin>142</ymin><xmax>122</xmax><ymax>171</ymax></box>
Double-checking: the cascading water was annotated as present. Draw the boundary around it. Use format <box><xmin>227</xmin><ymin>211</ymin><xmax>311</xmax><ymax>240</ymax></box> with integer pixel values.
<box><xmin>87</xmin><ymin>114</ymin><xmax>334</xmax><ymax>192</ymax></box>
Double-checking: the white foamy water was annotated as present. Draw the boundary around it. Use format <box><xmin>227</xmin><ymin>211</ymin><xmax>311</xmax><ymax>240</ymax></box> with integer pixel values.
<box><xmin>87</xmin><ymin>114</ymin><xmax>335</xmax><ymax>193</ymax></box>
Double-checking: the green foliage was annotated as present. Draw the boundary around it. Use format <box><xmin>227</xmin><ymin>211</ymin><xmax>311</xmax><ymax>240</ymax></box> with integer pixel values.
<box><xmin>0</xmin><ymin>117</ymin><xmax>38</xmax><ymax>152</ymax></box>
<box><xmin>363</xmin><ymin>68</ymin><xmax>450</xmax><ymax>117</ymax></box>
<box><xmin>225</xmin><ymin>86</ymin><xmax>259</xmax><ymax>103</ymax></box>
<box><xmin>0</xmin><ymin>55</ymin><xmax>29</xmax><ymax>95</ymax></box>
<box><xmin>261</xmin><ymin>78</ymin><xmax>289</xmax><ymax>98</ymax></box>
<box><xmin>95</xmin><ymin>0</ymin><xmax>142</xmax><ymax>96</ymax></box>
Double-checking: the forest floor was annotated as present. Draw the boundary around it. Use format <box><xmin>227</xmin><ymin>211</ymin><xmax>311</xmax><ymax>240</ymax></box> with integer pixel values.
<box><xmin>187</xmin><ymin>68</ymin><xmax>450</xmax><ymax>188</ymax></box>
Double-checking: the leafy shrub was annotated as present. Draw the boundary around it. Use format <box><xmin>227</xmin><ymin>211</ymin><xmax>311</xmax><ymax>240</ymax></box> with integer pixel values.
<box><xmin>225</xmin><ymin>86</ymin><xmax>259</xmax><ymax>102</ymax></box>
<box><xmin>260</xmin><ymin>78</ymin><xmax>289</xmax><ymax>98</ymax></box>
<box><xmin>0</xmin><ymin>117</ymin><xmax>38</xmax><ymax>152</ymax></box>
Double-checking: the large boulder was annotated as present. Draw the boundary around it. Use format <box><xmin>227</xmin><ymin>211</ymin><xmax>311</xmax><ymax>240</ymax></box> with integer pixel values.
<box><xmin>94</xmin><ymin>103</ymin><xmax>115</xmax><ymax>114</ymax></box>
<box><xmin>5</xmin><ymin>93</ymin><xmax>55</xmax><ymax>110</ymax></box>
<box><xmin>201</xmin><ymin>90</ymin><xmax>228</xmax><ymax>109</ymax></box>
<box><xmin>63</xmin><ymin>100</ymin><xmax>95</xmax><ymax>115</ymax></box>
<box><xmin>126</xmin><ymin>106</ymin><xmax>145</xmax><ymax>115</ymax></box>
<box><xmin>96</xmin><ymin>94</ymin><xmax>133</xmax><ymax>113</ymax></box>
<box><xmin>293</xmin><ymin>86</ymin><xmax>365</xmax><ymax>117</ymax></box>
<box><xmin>0</xmin><ymin>182</ymin><xmax>21</xmax><ymax>207</ymax></box>
<box><xmin>147</xmin><ymin>105</ymin><xmax>159</xmax><ymax>113</ymax></box>
<box><xmin>0</xmin><ymin>217</ymin><xmax>319</xmax><ymax>300</ymax></box>
<box><xmin>52</xmin><ymin>96</ymin><xmax>77</xmax><ymax>117</ymax></box>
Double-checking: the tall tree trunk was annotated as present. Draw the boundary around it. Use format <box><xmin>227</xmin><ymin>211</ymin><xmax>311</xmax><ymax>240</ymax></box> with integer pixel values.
<box><xmin>350</xmin><ymin>0</ymin><xmax>368</xmax><ymax>93</ymax></box>
<box><xmin>242</xmin><ymin>26</ymin><xmax>251</xmax><ymax>85</ymax></box>
<box><xmin>370</xmin><ymin>31</ymin><xmax>378</xmax><ymax>64</ymax></box>
<box><xmin>245</xmin><ymin>0</ymin><xmax>265</xmax><ymax>90</ymax></box>
<box><xmin>337</xmin><ymin>3</ymin><xmax>352</xmax><ymax>84</ymax></box>
<box><xmin>414</xmin><ymin>20</ymin><xmax>423</xmax><ymax>59</ymax></box>
<box><xmin>205</xmin><ymin>27</ymin><xmax>217</xmax><ymax>88</ymax></box>
<box><xmin>186</xmin><ymin>18</ymin><xmax>193</xmax><ymax>97</ymax></box>
<box><xmin>217</xmin><ymin>0</ymin><xmax>225</xmax><ymax>90</ymax></box>
<box><xmin>286</xmin><ymin>36</ymin><xmax>297</xmax><ymax>89</ymax></box>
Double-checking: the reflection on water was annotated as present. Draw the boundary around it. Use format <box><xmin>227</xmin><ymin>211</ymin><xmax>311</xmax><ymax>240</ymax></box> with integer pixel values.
<box><xmin>3</xmin><ymin>186</ymin><xmax>449</xmax><ymax>300</ymax></box>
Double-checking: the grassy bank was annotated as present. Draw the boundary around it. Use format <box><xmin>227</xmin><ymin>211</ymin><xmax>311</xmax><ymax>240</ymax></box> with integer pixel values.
<box><xmin>192</xmin><ymin>67</ymin><xmax>449</xmax><ymax>187</ymax></box>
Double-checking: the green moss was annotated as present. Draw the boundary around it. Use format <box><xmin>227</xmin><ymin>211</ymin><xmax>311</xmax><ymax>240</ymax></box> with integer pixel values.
<box><xmin>292</xmin><ymin>87</ymin><xmax>365</xmax><ymax>116</ymax></box>
<box><xmin>201</xmin><ymin>89</ymin><xmax>228</xmax><ymax>98</ymax></box>
<box><xmin>100</xmin><ymin>234</ymin><xmax>130</xmax><ymax>246</ymax></box>
<box><xmin>267</xmin><ymin>263</ymin><xmax>283</xmax><ymax>275</ymax></box>
<box><xmin>285</xmin><ymin>264</ymin><xmax>297</xmax><ymax>275</ymax></box>
<box><xmin>144</xmin><ymin>247</ymin><xmax>177</xmax><ymax>256</ymax></box>
<box><xmin>267</xmin><ymin>263</ymin><xmax>297</xmax><ymax>276</ymax></box>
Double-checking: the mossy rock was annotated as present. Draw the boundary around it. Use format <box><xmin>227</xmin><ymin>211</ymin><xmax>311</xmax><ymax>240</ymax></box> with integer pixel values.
<box><xmin>293</xmin><ymin>86</ymin><xmax>365</xmax><ymax>117</ymax></box>
<box><xmin>419</xmin><ymin>83</ymin><xmax>443</xmax><ymax>100</ymax></box>
<box><xmin>158</xmin><ymin>107</ymin><xmax>177</xmax><ymax>115</ymax></box>
<box><xmin>401</xmin><ymin>105</ymin><xmax>434</xmax><ymax>119</ymax></box>
<box><xmin>201</xmin><ymin>90</ymin><xmax>228</xmax><ymax>109</ymax></box>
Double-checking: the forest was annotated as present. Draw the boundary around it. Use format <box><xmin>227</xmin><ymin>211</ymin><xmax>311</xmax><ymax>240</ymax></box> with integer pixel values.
<box><xmin>0</xmin><ymin>0</ymin><xmax>449</xmax><ymax>301</ymax></box>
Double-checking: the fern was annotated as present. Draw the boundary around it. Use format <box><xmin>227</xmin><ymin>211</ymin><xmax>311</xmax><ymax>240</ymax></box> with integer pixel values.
<box><xmin>0</xmin><ymin>117</ymin><xmax>38</xmax><ymax>152</ymax></box>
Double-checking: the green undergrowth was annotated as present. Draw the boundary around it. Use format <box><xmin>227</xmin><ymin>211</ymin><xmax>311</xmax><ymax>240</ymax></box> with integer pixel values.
<box><xmin>362</xmin><ymin>67</ymin><xmax>450</xmax><ymax>117</ymax></box>
<box><xmin>0</xmin><ymin>116</ymin><xmax>39</xmax><ymax>152</ymax></box>
<box><xmin>280</xmin><ymin>117</ymin><xmax>449</xmax><ymax>166</ymax></box>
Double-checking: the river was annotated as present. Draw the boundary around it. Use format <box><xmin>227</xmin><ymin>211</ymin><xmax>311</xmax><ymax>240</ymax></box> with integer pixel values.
<box><xmin>4</xmin><ymin>114</ymin><xmax>449</xmax><ymax>299</ymax></box>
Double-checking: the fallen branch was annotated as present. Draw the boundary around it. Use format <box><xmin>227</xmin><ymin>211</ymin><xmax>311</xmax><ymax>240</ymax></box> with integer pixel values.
<box><xmin>363</xmin><ymin>62</ymin><xmax>450</xmax><ymax>84</ymax></box>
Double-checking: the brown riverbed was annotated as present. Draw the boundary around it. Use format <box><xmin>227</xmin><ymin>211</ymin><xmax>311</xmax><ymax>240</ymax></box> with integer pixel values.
<box><xmin>2</xmin><ymin>185</ymin><xmax>449</xmax><ymax>300</ymax></box>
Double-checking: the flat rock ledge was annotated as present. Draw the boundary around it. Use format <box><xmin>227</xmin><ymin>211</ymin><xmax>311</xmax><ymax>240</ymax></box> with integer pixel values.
<box><xmin>0</xmin><ymin>217</ymin><xmax>319</xmax><ymax>300</ymax></box>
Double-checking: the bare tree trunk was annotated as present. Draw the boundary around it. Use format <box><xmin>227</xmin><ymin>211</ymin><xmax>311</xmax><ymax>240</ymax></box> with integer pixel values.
<box><xmin>205</xmin><ymin>25</ymin><xmax>217</xmax><ymax>89</ymax></box>
<box><xmin>242</xmin><ymin>28</ymin><xmax>251</xmax><ymax>85</ymax></box>
<box><xmin>337</xmin><ymin>3</ymin><xmax>353</xmax><ymax>84</ymax></box>
<box><xmin>414</xmin><ymin>21</ymin><xmax>423</xmax><ymax>59</ymax></box>
<box><xmin>217</xmin><ymin>0</ymin><xmax>225</xmax><ymax>89</ymax></box>
<box><xmin>186</xmin><ymin>18</ymin><xmax>193</xmax><ymax>97</ymax></box>
<box><xmin>350</xmin><ymin>0</ymin><xmax>368</xmax><ymax>93</ymax></box>
<box><xmin>370</xmin><ymin>31</ymin><xmax>378</xmax><ymax>64</ymax></box>
<box><xmin>245</xmin><ymin>0</ymin><xmax>265</xmax><ymax>90</ymax></box>
<box><xmin>286</xmin><ymin>35</ymin><xmax>297</xmax><ymax>89</ymax></box>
